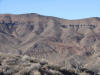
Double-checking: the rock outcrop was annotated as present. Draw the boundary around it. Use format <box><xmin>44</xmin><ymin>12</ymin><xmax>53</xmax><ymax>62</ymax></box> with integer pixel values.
<box><xmin>0</xmin><ymin>53</ymin><xmax>98</xmax><ymax>75</ymax></box>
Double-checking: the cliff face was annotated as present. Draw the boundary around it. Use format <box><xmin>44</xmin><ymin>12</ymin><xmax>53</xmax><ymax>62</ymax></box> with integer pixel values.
<box><xmin>0</xmin><ymin>13</ymin><xmax>100</xmax><ymax>74</ymax></box>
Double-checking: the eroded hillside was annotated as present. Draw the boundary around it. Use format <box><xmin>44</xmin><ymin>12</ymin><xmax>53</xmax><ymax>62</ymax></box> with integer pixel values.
<box><xmin>0</xmin><ymin>13</ymin><xmax>100</xmax><ymax>74</ymax></box>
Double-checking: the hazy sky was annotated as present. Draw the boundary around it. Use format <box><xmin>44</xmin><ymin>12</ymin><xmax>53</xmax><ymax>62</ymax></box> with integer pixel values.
<box><xmin>0</xmin><ymin>0</ymin><xmax>100</xmax><ymax>19</ymax></box>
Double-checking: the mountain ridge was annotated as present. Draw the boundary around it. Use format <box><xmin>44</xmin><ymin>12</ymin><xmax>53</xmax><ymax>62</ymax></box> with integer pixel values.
<box><xmin>0</xmin><ymin>13</ymin><xmax>100</xmax><ymax>20</ymax></box>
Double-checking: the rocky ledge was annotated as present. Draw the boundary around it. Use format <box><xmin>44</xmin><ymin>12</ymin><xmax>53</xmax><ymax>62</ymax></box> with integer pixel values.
<box><xmin>0</xmin><ymin>53</ymin><xmax>98</xmax><ymax>75</ymax></box>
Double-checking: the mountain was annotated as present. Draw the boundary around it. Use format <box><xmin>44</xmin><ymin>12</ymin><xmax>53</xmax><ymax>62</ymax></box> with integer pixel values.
<box><xmin>0</xmin><ymin>13</ymin><xmax>100</xmax><ymax>74</ymax></box>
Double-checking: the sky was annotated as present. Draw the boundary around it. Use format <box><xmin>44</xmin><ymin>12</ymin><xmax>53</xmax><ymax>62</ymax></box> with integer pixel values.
<box><xmin>0</xmin><ymin>0</ymin><xmax>100</xmax><ymax>19</ymax></box>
